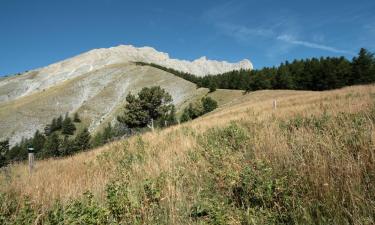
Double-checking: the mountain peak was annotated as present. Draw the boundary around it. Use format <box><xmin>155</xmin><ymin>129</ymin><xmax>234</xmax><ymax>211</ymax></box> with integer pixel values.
<box><xmin>87</xmin><ymin>44</ymin><xmax>253</xmax><ymax>76</ymax></box>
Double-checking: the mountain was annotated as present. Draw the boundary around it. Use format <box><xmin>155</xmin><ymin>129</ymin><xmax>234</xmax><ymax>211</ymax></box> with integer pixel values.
<box><xmin>0</xmin><ymin>45</ymin><xmax>252</xmax><ymax>144</ymax></box>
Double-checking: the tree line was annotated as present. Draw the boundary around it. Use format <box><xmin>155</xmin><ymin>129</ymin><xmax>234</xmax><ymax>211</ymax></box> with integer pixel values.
<box><xmin>137</xmin><ymin>48</ymin><xmax>375</xmax><ymax>92</ymax></box>
<box><xmin>0</xmin><ymin>86</ymin><xmax>218</xmax><ymax>167</ymax></box>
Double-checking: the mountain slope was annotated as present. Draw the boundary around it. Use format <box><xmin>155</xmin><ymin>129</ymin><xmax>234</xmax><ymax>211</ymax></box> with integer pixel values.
<box><xmin>0</xmin><ymin>45</ymin><xmax>252</xmax><ymax>104</ymax></box>
<box><xmin>1</xmin><ymin>85</ymin><xmax>373</xmax><ymax>224</ymax></box>
<box><xmin>0</xmin><ymin>63</ymin><xmax>209</xmax><ymax>145</ymax></box>
<box><xmin>0</xmin><ymin>45</ymin><xmax>252</xmax><ymax>144</ymax></box>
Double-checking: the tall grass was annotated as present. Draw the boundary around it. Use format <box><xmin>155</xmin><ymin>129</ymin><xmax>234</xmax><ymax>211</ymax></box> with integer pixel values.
<box><xmin>1</xmin><ymin>85</ymin><xmax>374</xmax><ymax>224</ymax></box>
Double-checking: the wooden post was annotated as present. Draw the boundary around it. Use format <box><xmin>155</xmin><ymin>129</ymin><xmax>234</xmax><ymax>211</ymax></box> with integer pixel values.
<box><xmin>273</xmin><ymin>99</ymin><xmax>277</xmax><ymax>110</ymax></box>
<box><xmin>28</xmin><ymin>147</ymin><xmax>34</xmax><ymax>174</ymax></box>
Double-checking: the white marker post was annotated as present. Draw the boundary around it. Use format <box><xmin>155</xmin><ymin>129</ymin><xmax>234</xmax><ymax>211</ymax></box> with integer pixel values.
<box><xmin>273</xmin><ymin>99</ymin><xmax>277</xmax><ymax>110</ymax></box>
<box><xmin>28</xmin><ymin>147</ymin><xmax>34</xmax><ymax>174</ymax></box>
<box><xmin>147</xmin><ymin>118</ymin><xmax>154</xmax><ymax>131</ymax></box>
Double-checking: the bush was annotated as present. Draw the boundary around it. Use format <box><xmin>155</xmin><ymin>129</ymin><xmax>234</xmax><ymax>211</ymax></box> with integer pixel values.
<box><xmin>202</xmin><ymin>97</ymin><xmax>218</xmax><ymax>114</ymax></box>
<box><xmin>180</xmin><ymin>97</ymin><xmax>218</xmax><ymax>123</ymax></box>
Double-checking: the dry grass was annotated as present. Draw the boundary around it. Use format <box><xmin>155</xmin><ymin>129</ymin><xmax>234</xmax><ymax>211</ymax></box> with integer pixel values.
<box><xmin>1</xmin><ymin>84</ymin><xmax>374</xmax><ymax>223</ymax></box>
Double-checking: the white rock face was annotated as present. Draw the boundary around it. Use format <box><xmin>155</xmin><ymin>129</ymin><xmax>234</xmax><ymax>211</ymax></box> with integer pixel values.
<box><xmin>0</xmin><ymin>45</ymin><xmax>252</xmax><ymax>103</ymax></box>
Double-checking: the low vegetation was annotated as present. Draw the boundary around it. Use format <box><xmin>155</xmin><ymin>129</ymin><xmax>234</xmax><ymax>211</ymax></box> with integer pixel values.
<box><xmin>0</xmin><ymin>84</ymin><xmax>374</xmax><ymax>224</ymax></box>
<box><xmin>138</xmin><ymin>48</ymin><xmax>375</xmax><ymax>92</ymax></box>
<box><xmin>180</xmin><ymin>96</ymin><xmax>218</xmax><ymax>122</ymax></box>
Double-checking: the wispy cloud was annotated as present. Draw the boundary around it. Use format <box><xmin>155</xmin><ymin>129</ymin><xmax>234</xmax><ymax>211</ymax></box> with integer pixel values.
<box><xmin>216</xmin><ymin>23</ymin><xmax>274</xmax><ymax>41</ymax></box>
<box><xmin>277</xmin><ymin>34</ymin><xmax>356</xmax><ymax>55</ymax></box>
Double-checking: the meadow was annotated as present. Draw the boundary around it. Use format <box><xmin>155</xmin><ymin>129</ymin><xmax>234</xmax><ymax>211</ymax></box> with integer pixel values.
<box><xmin>1</xmin><ymin>85</ymin><xmax>374</xmax><ymax>224</ymax></box>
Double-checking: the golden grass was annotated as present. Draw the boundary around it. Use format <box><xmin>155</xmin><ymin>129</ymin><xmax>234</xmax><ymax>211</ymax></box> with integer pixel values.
<box><xmin>1</xmin><ymin>84</ymin><xmax>374</xmax><ymax>213</ymax></box>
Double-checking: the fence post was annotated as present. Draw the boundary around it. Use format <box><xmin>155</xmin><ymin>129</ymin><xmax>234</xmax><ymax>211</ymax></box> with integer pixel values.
<box><xmin>28</xmin><ymin>147</ymin><xmax>34</xmax><ymax>174</ymax></box>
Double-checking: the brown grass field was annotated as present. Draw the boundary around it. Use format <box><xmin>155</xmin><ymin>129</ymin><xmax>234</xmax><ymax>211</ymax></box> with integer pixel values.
<box><xmin>1</xmin><ymin>84</ymin><xmax>374</xmax><ymax>224</ymax></box>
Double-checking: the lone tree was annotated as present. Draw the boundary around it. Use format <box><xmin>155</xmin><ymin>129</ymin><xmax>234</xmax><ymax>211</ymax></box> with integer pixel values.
<box><xmin>117</xmin><ymin>86</ymin><xmax>176</xmax><ymax>129</ymax></box>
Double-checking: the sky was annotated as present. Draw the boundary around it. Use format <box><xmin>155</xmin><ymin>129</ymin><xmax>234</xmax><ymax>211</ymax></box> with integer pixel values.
<box><xmin>1</xmin><ymin>0</ymin><xmax>375</xmax><ymax>76</ymax></box>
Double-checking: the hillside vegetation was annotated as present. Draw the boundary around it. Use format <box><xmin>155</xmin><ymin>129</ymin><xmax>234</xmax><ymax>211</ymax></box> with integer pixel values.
<box><xmin>139</xmin><ymin>48</ymin><xmax>375</xmax><ymax>92</ymax></box>
<box><xmin>1</xmin><ymin>84</ymin><xmax>374</xmax><ymax>224</ymax></box>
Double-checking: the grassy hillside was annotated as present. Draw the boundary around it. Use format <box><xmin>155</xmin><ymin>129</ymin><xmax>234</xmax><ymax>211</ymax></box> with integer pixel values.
<box><xmin>1</xmin><ymin>85</ymin><xmax>374</xmax><ymax>224</ymax></box>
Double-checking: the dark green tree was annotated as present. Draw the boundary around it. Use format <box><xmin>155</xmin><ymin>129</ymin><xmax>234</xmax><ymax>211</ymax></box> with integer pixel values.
<box><xmin>32</xmin><ymin>130</ymin><xmax>45</xmax><ymax>153</ymax></box>
<box><xmin>352</xmin><ymin>48</ymin><xmax>375</xmax><ymax>84</ymax></box>
<box><xmin>50</xmin><ymin>118</ymin><xmax>58</xmax><ymax>133</ymax></box>
<box><xmin>180</xmin><ymin>109</ymin><xmax>192</xmax><ymax>123</ymax></box>
<box><xmin>180</xmin><ymin>102</ymin><xmax>204</xmax><ymax>123</ymax></box>
<box><xmin>56</xmin><ymin>115</ymin><xmax>63</xmax><ymax>130</ymax></box>
<box><xmin>117</xmin><ymin>86</ymin><xmax>175</xmax><ymax>129</ymax></box>
<box><xmin>208</xmin><ymin>80</ymin><xmax>217</xmax><ymax>93</ymax></box>
<box><xmin>43</xmin><ymin>132</ymin><xmax>60</xmax><ymax>158</ymax></box>
<box><xmin>74</xmin><ymin>128</ymin><xmax>91</xmax><ymax>151</ymax></box>
<box><xmin>201</xmin><ymin>97</ymin><xmax>218</xmax><ymax>113</ymax></box>
<box><xmin>60</xmin><ymin>135</ymin><xmax>74</xmax><ymax>156</ymax></box>
<box><xmin>62</xmin><ymin>116</ymin><xmax>76</xmax><ymax>135</ymax></box>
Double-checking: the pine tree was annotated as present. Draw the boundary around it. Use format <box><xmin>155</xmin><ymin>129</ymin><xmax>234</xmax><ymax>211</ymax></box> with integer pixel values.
<box><xmin>56</xmin><ymin>115</ymin><xmax>63</xmax><ymax>130</ymax></box>
<box><xmin>50</xmin><ymin>118</ymin><xmax>57</xmax><ymax>133</ymax></box>
<box><xmin>62</xmin><ymin>116</ymin><xmax>76</xmax><ymax>135</ymax></box>
<box><xmin>43</xmin><ymin>133</ymin><xmax>60</xmax><ymax>158</ymax></box>
<box><xmin>118</xmin><ymin>87</ymin><xmax>175</xmax><ymax>129</ymax></box>
<box><xmin>60</xmin><ymin>135</ymin><xmax>74</xmax><ymax>156</ymax></box>
<box><xmin>74</xmin><ymin>128</ymin><xmax>91</xmax><ymax>151</ymax></box>
<box><xmin>352</xmin><ymin>48</ymin><xmax>375</xmax><ymax>84</ymax></box>
<box><xmin>32</xmin><ymin>130</ymin><xmax>45</xmax><ymax>153</ymax></box>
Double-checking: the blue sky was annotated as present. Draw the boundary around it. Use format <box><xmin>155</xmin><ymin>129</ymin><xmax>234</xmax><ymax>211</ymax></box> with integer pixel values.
<box><xmin>1</xmin><ymin>0</ymin><xmax>375</xmax><ymax>76</ymax></box>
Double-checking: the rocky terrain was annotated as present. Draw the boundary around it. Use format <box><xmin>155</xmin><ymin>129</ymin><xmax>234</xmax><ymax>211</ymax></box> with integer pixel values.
<box><xmin>0</xmin><ymin>45</ymin><xmax>252</xmax><ymax>144</ymax></box>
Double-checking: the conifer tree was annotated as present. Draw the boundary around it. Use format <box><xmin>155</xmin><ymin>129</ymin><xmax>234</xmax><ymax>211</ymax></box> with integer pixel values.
<box><xmin>32</xmin><ymin>130</ymin><xmax>45</xmax><ymax>153</ymax></box>
<box><xmin>60</xmin><ymin>135</ymin><xmax>74</xmax><ymax>156</ymax></box>
<box><xmin>352</xmin><ymin>48</ymin><xmax>375</xmax><ymax>84</ymax></box>
<box><xmin>118</xmin><ymin>86</ymin><xmax>175</xmax><ymax>129</ymax></box>
<box><xmin>74</xmin><ymin>128</ymin><xmax>91</xmax><ymax>151</ymax></box>
<box><xmin>56</xmin><ymin>115</ymin><xmax>63</xmax><ymax>130</ymax></box>
<box><xmin>62</xmin><ymin>116</ymin><xmax>76</xmax><ymax>135</ymax></box>
<box><xmin>43</xmin><ymin>132</ymin><xmax>60</xmax><ymax>158</ymax></box>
